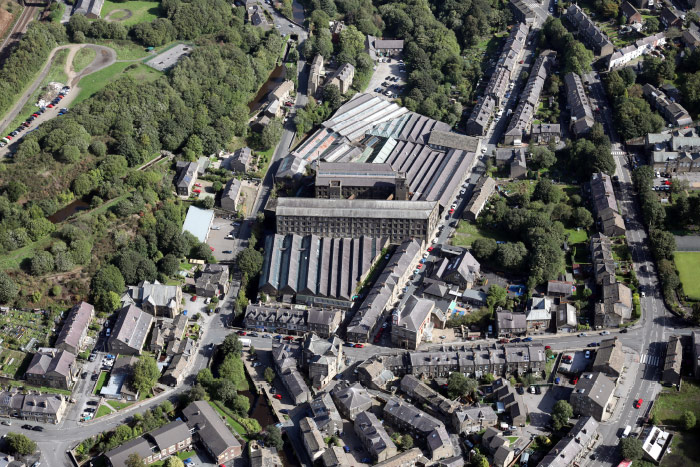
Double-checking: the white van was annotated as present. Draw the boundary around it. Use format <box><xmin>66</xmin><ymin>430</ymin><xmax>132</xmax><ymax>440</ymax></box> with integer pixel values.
<box><xmin>621</xmin><ymin>425</ymin><xmax>632</xmax><ymax>438</ymax></box>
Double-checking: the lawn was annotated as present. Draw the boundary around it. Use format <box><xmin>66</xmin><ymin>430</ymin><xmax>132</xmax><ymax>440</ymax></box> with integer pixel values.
<box><xmin>507</xmin><ymin>436</ymin><xmax>519</xmax><ymax>445</ymax></box>
<box><xmin>674</xmin><ymin>252</ymin><xmax>700</xmax><ymax>300</ymax></box>
<box><xmin>73</xmin><ymin>62</ymin><xmax>163</xmax><ymax>105</ymax></box>
<box><xmin>451</xmin><ymin>221</ymin><xmax>507</xmax><ymax>247</ymax></box>
<box><xmin>93</xmin><ymin>371</ymin><xmax>108</xmax><ymax>395</ymax></box>
<box><xmin>565</xmin><ymin>228</ymin><xmax>588</xmax><ymax>244</ymax></box>
<box><xmin>4</xmin><ymin>48</ymin><xmax>69</xmax><ymax>132</ymax></box>
<box><xmin>107</xmin><ymin>400</ymin><xmax>133</xmax><ymax>411</ymax></box>
<box><xmin>92</xmin><ymin>39</ymin><xmax>156</xmax><ymax>60</ymax></box>
<box><xmin>0</xmin><ymin>349</ymin><xmax>26</xmax><ymax>378</ymax></box>
<box><xmin>100</xmin><ymin>0</ymin><xmax>161</xmax><ymax>25</ymax></box>
<box><xmin>73</xmin><ymin>47</ymin><xmax>96</xmax><ymax>74</ymax></box>
<box><xmin>95</xmin><ymin>404</ymin><xmax>113</xmax><ymax>419</ymax></box>
<box><xmin>6</xmin><ymin>380</ymin><xmax>72</xmax><ymax>396</ymax></box>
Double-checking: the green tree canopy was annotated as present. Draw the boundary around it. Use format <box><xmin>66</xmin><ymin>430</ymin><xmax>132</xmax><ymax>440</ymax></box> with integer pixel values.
<box><xmin>132</xmin><ymin>355</ymin><xmax>160</xmax><ymax>395</ymax></box>
<box><xmin>620</xmin><ymin>437</ymin><xmax>644</xmax><ymax>461</ymax></box>
<box><xmin>6</xmin><ymin>432</ymin><xmax>36</xmax><ymax>456</ymax></box>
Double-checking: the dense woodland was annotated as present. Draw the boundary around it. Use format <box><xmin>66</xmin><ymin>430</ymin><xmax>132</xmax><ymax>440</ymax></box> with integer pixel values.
<box><xmin>0</xmin><ymin>0</ymin><xmax>284</xmax><ymax>310</ymax></box>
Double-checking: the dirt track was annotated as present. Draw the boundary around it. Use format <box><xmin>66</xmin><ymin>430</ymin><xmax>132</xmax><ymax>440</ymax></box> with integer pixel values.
<box><xmin>104</xmin><ymin>8</ymin><xmax>133</xmax><ymax>22</ymax></box>
<box><xmin>0</xmin><ymin>44</ymin><xmax>117</xmax><ymax>156</ymax></box>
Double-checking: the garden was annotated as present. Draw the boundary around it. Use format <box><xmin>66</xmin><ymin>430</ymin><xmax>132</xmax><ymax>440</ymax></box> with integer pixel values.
<box><xmin>673</xmin><ymin>252</ymin><xmax>700</xmax><ymax>301</ymax></box>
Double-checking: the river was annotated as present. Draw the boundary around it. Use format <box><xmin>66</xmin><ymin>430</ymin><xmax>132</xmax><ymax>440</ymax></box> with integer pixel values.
<box><xmin>241</xmin><ymin>388</ymin><xmax>301</xmax><ymax>466</ymax></box>
<box><xmin>48</xmin><ymin>199</ymin><xmax>90</xmax><ymax>223</ymax></box>
<box><xmin>248</xmin><ymin>64</ymin><xmax>286</xmax><ymax>113</ymax></box>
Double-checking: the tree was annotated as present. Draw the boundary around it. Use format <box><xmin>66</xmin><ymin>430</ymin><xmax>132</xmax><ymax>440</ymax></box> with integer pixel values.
<box><xmin>237</xmin><ymin>247</ymin><xmax>263</xmax><ymax>278</ymax></box>
<box><xmin>472</xmin><ymin>238</ymin><xmax>497</xmax><ymax>260</ymax></box>
<box><xmin>0</xmin><ymin>271</ymin><xmax>18</xmax><ymax>304</ymax></box>
<box><xmin>265</xmin><ymin>424</ymin><xmax>284</xmax><ymax>450</ymax></box>
<box><xmin>132</xmin><ymin>355</ymin><xmax>160</xmax><ymax>395</ymax></box>
<box><xmin>185</xmin><ymin>383</ymin><xmax>209</xmax><ymax>404</ymax></box>
<box><xmin>125</xmin><ymin>453</ymin><xmax>147</xmax><ymax>467</ymax></box>
<box><xmin>30</xmin><ymin>250</ymin><xmax>55</xmax><ymax>276</ymax></box>
<box><xmin>470</xmin><ymin>452</ymin><xmax>489</xmax><ymax>467</ymax></box>
<box><xmin>487</xmin><ymin>285</ymin><xmax>507</xmax><ymax>310</ymax></box>
<box><xmin>264</xmin><ymin>367</ymin><xmax>276</xmax><ymax>384</ymax></box>
<box><xmin>447</xmin><ymin>372</ymin><xmax>478</xmax><ymax>399</ymax></box>
<box><xmin>644</xmin><ymin>16</ymin><xmax>660</xmax><ymax>33</ymax></box>
<box><xmin>6</xmin><ymin>432</ymin><xmax>36</xmax><ymax>456</ymax></box>
<box><xmin>552</xmin><ymin>400</ymin><xmax>573</xmax><ymax>430</ymax></box>
<box><xmin>530</xmin><ymin>146</ymin><xmax>557</xmax><ymax>170</ymax></box>
<box><xmin>260</xmin><ymin>119</ymin><xmax>283</xmax><ymax>150</ymax></box>
<box><xmin>158</xmin><ymin>254</ymin><xmax>180</xmax><ymax>276</ymax></box>
<box><xmin>160</xmin><ymin>400</ymin><xmax>174</xmax><ymax>415</ymax></box>
<box><xmin>163</xmin><ymin>457</ymin><xmax>184</xmax><ymax>467</ymax></box>
<box><xmin>495</xmin><ymin>242</ymin><xmax>528</xmax><ymax>271</ymax></box>
<box><xmin>220</xmin><ymin>333</ymin><xmax>243</xmax><ymax>357</ymax></box>
<box><xmin>322</xmin><ymin>84</ymin><xmax>342</xmax><ymax>109</ymax></box>
<box><xmin>400</xmin><ymin>434</ymin><xmax>414</xmax><ymax>451</ymax></box>
<box><xmin>233</xmin><ymin>393</ymin><xmax>251</xmax><ymax>416</ymax></box>
<box><xmin>571</xmin><ymin>207</ymin><xmax>594</xmax><ymax>230</ymax></box>
<box><xmin>216</xmin><ymin>378</ymin><xmax>238</xmax><ymax>405</ymax></box>
<box><xmin>682</xmin><ymin>410</ymin><xmax>696</xmax><ymax>430</ymax></box>
<box><xmin>533</xmin><ymin>178</ymin><xmax>561</xmax><ymax>204</ymax></box>
<box><xmin>5</xmin><ymin>180</ymin><xmax>27</xmax><ymax>202</ymax></box>
<box><xmin>620</xmin><ymin>437</ymin><xmax>644</xmax><ymax>461</ymax></box>
<box><xmin>649</xmin><ymin>229</ymin><xmax>676</xmax><ymax>260</ymax></box>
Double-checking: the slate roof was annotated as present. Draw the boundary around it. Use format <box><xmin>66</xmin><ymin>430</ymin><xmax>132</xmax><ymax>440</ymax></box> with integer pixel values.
<box><xmin>105</xmin><ymin>436</ymin><xmax>153</xmax><ymax>467</ymax></box>
<box><xmin>395</xmin><ymin>296</ymin><xmax>434</xmax><ymax>333</ymax></box>
<box><xmin>182</xmin><ymin>400</ymin><xmax>242</xmax><ymax>457</ymax></box>
<box><xmin>176</xmin><ymin>162</ymin><xmax>198</xmax><ymax>190</ymax></box>
<box><xmin>496</xmin><ymin>311</ymin><xmax>527</xmax><ymax>330</ymax></box>
<box><xmin>55</xmin><ymin>301</ymin><xmax>93</xmax><ymax>352</ymax></box>
<box><xmin>332</xmin><ymin>382</ymin><xmax>373</xmax><ymax>416</ymax></box>
<box><xmin>258</xmin><ymin>233</ymin><xmax>386</xmax><ymax>301</ymax></box>
<box><xmin>539</xmin><ymin>417</ymin><xmax>598</xmax><ymax>466</ymax></box>
<box><xmin>26</xmin><ymin>350</ymin><xmax>75</xmax><ymax>379</ymax></box>
<box><xmin>355</xmin><ymin>411</ymin><xmax>396</xmax><ymax>458</ymax></box>
<box><xmin>564</xmin><ymin>72</ymin><xmax>595</xmax><ymax>136</ymax></box>
<box><xmin>110</xmin><ymin>304</ymin><xmax>154</xmax><ymax>352</ymax></box>
<box><xmin>315</xmin><ymin>161</ymin><xmax>398</xmax><ymax>187</ymax></box>
<box><xmin>428</xmin><ymin>131</ymin><xmax>481</xmax><ymax>152</ymax></box>
<box><xmin>592</xmin><ymin>337</ymin><xmax>624</xmax><ymax>375</ymax></box>
<box><xmin>275</xmin><ymin>198</ymin><xmax>438</xmax><ymax>220</ymax></box>
<box><xmin>148</xmin><ymin>420</ymin><xmax>191</xmax><ymax>449</ymax></box>
<box><xmin>196</xmin><ymin>264</ymin><xmax>229</xmax><ymax>295</ymax></box>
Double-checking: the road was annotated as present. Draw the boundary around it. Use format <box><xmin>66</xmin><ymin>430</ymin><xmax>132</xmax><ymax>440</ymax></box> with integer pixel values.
<box><xmin>0</xmin><ymin>44</ymin><xmax>117</xmax><ymax>156</ymax></box>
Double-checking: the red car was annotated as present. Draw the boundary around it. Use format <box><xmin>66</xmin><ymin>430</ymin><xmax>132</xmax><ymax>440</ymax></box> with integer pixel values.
<box><xmin>274</xmin><ymin>394</ymin><xmax>282</xmax><ymax>400</ymax></box>
<box><xmin>191</xmin><ymin>295</ymin><xmax>197</xmax><ymax>301</ymax></box>
<box><xmin>449</xmin><ymin>209</ymin><xmax>455</xmax><ymax>214</ymax></box>
<box><xmin>634</xmin><ymin>398</ymin><xmax>643</xmax><ymax>409</ymax></box>
<box><xmin>545</xmin><ymin>345</ymin><xmax>551</xmax><ymax>350</ymax></box>
<box><xmin>47</xmin><ymin>104</ymin><xmax>54</xmax><ymax>108</ymax></box>
<box><xmin>193</xmin><ymin>188</ymin><xmax>201</xmax><ymax>194</ymax></box>
<box><xmin>195</xmin><ymin>183</ymin><xmax>202</xmax><ymax>187</ymax></box>
<box><xmin>416</xmin><ymin>264</ymin><xmax>423</xmax><ymax>269</ymax></box>
<box><xmin>209</xmin><ymin>246</ymin><xmax>215</xmax><ymax>251</ymax></box>
<box><xmin>354</xmin><ymin>344</ymin><xmax>364</xmax><ymax>348</ymax></box>
<box><xmin>238</xmin><ymin>331</ymin><xmax>247</xmax><ymax>336</ymax></box>
<box><xmin>427</xmin><ymin>247</ymin><xmax>434</xmax><ymax>252</ymax></box>
<box><xmin>284</xmin><ymin>336</ymin><xmax>294</xmax><ymax>340</ymax></box>
<box><xmin>572</xmin><ymin>377</ymin><xmax>579</xmax><ymax>385</ymax></box>
<box><xmin>499</xmin><ymin>338</ymin><xmax>509</xmax><ymax>343</ymax></box>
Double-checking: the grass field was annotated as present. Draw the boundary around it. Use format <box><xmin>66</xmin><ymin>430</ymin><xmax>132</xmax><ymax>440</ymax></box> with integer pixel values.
<box><xmin>565</xmin><ymin>228</ymin><xmax>588</xmax><ymax>244</ymax></box>
<box><xmin>655</xmin><ymin>379</ymin><xmax>700</xmax><ymax>467</ymax></box>
<box><xmin>107</xmin><ymin>400</ymin><xmax>133</xmax><ymax>411</ymax></box>
<box><xmin>93</xmin><ymin>371</ymin><xmax>108</xmax><ymax>395</ymax></box>
<box><xmin>4</xmin><ymin>49</ymin><xmax>69</xmax><ymax>132</ymax></box>
<box><xmin>73</xmin><ymin>62</ymin><xmax>163</xmax><ymax>105</ymax></box>
<box><xmin>674</xmin><ymin>252</ymin><xmax>700</xmax><ymax>300</ymax></box>
<box><xmin>95</xmin><ymin>404</ymin><xmax>113</xmax><ymax>419</ymax></box>
<box><xmin>100</xmin><ymin>0</ymin><xmax>161</xmax><ymax>25</ymax></box>
<box><xmin>451</xmin><ymin>221</ymin><xmax>507</xmax><ymax>247</ymax></box>
<box><xmin>73</xmin><ymin>47</ymin><xmax>96</xmax><ymax>74</ymax></box>
<box><xmin>92</xmin><ymin>39</ymin><xmax>158</xmax><ymax>60</ymax></box>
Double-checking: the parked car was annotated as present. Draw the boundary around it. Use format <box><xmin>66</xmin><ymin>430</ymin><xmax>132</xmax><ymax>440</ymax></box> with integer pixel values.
<box><xmin>634</xmin><ymin>398</ymin><xmax>643</xmax><ymax>409</ymax></box>
<box><xmin>22</xmin><ymin>424</ymin><xmax>33</xmax><ymax>430</ymax></box>
<box><xmin>523</xmin><ymin>337</ymin><xmax>533</xmax><ymax>342</ymax></box>
<box><xmin>1</xmin><ymin>421</ymin><xmax>11</xmax><ymax>426</ymax></box>
<box><xmin>32</xmin><ymin>426</ymin><xmax>44</xmax><ymax>432</ymax></box>
<box><xmin>354</xmin><ymin>343</ymin><xmax>364</xmax><ymax>348</ymax></box>
<box><xmin>273</xmin><ymin>394</ymin><xmax>282</xmax><ymax>400</ymax></box>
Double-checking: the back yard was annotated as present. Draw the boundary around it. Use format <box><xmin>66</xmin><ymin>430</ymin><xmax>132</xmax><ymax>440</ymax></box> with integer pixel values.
<box><xmin>451</xmin><ymin>221</ymin><xmax>507</xmax><ymax>247</ymax></box>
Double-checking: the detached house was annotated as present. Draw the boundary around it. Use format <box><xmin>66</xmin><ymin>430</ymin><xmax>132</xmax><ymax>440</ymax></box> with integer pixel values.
<box><xmin>495</xmin><ymin>310</ymin><xmax>527</xmax><ymax>337</ymax></box>
<box><xmin>434</xmin><ymin>250</ymin><xmax>481</xmax><ymax>289</ymax></box>
<box><xmin>108</xmin><ymin>304</ymin><xmax>154</xmax><ymax>356</ymax></box>
<box><xmin>183</xmin><ymin>400</ymin><xmax>243</xmax><ymax>464</ymax></box>
<box><xmin>122</xmin><ymin>280</ymin><xmax>182</xmax><ymax>318</ymax></box>
<box><xmin>195</xmin><ymin>264</ymin><xmax>229</xmax><ymax>298</ymax></box>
